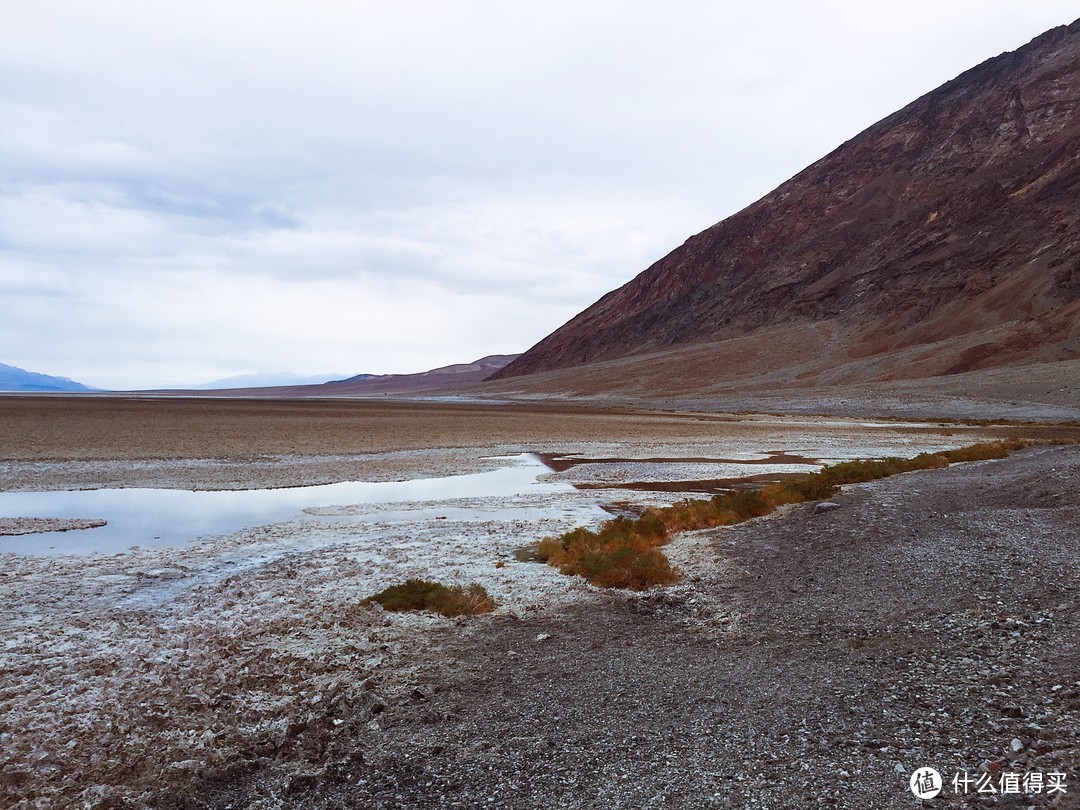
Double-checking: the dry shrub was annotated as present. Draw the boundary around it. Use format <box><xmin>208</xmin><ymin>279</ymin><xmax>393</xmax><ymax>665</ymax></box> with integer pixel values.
<box><xmin>538</xmin><ymin>526</ymin><xmax>677</xmax><ymax>590</ymax></box>
<box><xmin>760</xmin><ymin>473</ymin><xmax>837</xmax><ymax>506</ymax></box>
<box><xmin>532</xmin><ymin>440</ymin><xmax>1034</xmax><ymax>591</ymax></box>
<box><xmin>723</xmin><ymin>489</ymin><xmax>772</xmax><ymax>520</ymax></box>
<box><xmin>939</xmin><ymin>439</ymin><xmax>1026</xmax><ymax>463</ymax></box>
<box><xmin>663</xmin><ymin>497</ymin><xmax>724</xmax><ymax>532</ymax></box>
<box><xmin>362</xmin><ymin>579</ymin><xmax>494</xmax><ymax>617</ymax></box>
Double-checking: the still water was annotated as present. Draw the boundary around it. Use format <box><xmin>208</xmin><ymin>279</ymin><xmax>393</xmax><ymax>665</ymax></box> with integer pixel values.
<box><xmin>0</xmin><ymin>454</ymin><xmax>573</xmax><ymax>556</ymax></box>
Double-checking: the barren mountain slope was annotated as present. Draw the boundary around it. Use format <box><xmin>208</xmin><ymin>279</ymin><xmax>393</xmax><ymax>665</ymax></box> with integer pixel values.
<box><xmin>314</xmin><ymin>354</ymin><xmax>519</xmax><ymax>396</ymax></box>
<box><xmin>492</xmin><ymin>21</ymin><xmax>1080</xmax><ymax>392</ymax></box>
<box><xmin>152</xmin><ymin>355</ymin><xmax>518</xmax><ymax>397</ymax></box>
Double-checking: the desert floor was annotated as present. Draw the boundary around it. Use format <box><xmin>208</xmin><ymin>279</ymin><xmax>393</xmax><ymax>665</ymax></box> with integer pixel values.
<box><xmin>0</xmin><ymin>396</ymin><xmax>1077</xmax><ymax>809</ymax></box>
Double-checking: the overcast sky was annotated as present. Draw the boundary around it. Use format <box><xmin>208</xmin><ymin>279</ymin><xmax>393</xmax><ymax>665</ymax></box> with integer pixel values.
<box><xmin>2</xmin><ymin>2</ymin><xmax>1076</xmax><ymax>389</ymax></box>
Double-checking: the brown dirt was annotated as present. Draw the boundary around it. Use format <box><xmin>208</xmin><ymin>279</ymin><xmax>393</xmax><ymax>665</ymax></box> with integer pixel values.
<box><xmin>475</xmin><ymin>348</ymin><xmax>1080</xmax><ymax>424</ymax></box>
<box><xmin>5</xmin><ymin>395</ymin><xmax>1072</xmax><ymax>463</ymax></box>
<box><xmin>0</xmin><ymin>396</ymin><xmax>815</xmax><ymax>461</ymax></box>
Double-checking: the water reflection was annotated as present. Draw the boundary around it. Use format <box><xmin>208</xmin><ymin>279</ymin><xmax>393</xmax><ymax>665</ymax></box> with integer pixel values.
<box><xmin>0</xmin><ymin>454</ymin><xmax>570</xmax><ymax>556</ymax></box>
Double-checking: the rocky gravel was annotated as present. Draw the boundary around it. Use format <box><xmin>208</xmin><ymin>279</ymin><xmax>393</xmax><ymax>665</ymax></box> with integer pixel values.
<box><xmin>1</xmin><ymin>441</ymin><xmax>1076</xmax><ymax>809</ymax></box>
<box><xmin>251</xmin><ymin>446</ymin><xmax>1078</xmax><ymax>809</ymax></box>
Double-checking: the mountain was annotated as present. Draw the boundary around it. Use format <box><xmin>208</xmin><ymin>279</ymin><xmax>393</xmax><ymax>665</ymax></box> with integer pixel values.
<box><xmin>0</xmin><ymin>363</ymin><xmax>95</xmax><ymax>393</ymax></box>
<box><xmin>164</xmin><ymin>355</ymin><xmax>519</xmax><ymax>397</ymax></box>
<box><xmin>185</xmin><ymin>371</ymin><xmax>355</xmax><ymax>390</ymax></box>
<box><xmin>490</xmin><ymin>21</ymin><xmax>1080</xmax><ymax>403</ymax></box>
<box><xmin>311</xmin><ymin>355</ymin><xmax>519</xmax><ymax>396</ymax></box>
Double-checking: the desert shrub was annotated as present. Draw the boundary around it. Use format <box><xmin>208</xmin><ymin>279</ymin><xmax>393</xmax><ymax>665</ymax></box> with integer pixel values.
<box><xmin>633</xmin><ymin>509</ymin><xmax>669</xmax><ymax>543</ymax></box>
<box><xmin>762</xmin><ymin>473</ymin><xmax>837</xmax><ymax>505</ymax></box>
<box><xmin>939</xmin><ymin>439</ymin><xmax>1025</xmax><ymax>463</ymax></box>
<box><xmin>362</xmin><ymin>579</ymin><xmax>494</xmax><ymax>617</ymax></box>
<box><xmin>911</xmin><ymin>451</ymin><xmax>951</xmax><ymax>469</ymax></box>
<box><xmin>663</xmin><ymin>497</ymin><xmax>725</xmax><ymax>532</ymax></box>
<box><xmin>722</xmin><ymin>488</ymin><xmax>772</xmax><ymax>520</ymax></box>
<box><xmin>822</xmin><ymin>458</ymin><xmax>905</xmax><ymax>484</ymax></box>
<box><xmin>532</xmin><ymin>440</ymin><xmax>1032</xmax><ymax>591</ymax></box>
<box><xmin>544</xmin><ymin>529</ymin><xmax>678</xmax><ymax>590</ymax></box>
<box><xmin>534</xmin><ymin>536</ymin><xmax>568</xmax><ymax>564</ymax></box>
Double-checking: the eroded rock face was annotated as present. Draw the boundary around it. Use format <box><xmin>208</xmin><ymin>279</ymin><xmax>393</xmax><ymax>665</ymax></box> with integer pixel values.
<box><xmin>493</xmin><ymin>20</ymin><xmax>1080</xmax><ymax>386</ymax></box>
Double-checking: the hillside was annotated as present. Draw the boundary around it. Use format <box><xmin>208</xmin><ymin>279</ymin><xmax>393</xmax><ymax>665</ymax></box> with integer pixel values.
<box><xmin>490</xmin><ymin>21</ymin><xmax>1080</xmax><ymax>402</ymax></box>
<box><xmin>314</xmin><ymin>355</ymin><xmax>518</xmax><ymax>396</ymax></box>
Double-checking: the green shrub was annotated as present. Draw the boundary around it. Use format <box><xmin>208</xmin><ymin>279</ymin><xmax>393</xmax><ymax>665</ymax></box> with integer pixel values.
<box><xmin>362</xmin><ymin>579</ymin><xmax>494</xmax><ymax>617</ymax></box>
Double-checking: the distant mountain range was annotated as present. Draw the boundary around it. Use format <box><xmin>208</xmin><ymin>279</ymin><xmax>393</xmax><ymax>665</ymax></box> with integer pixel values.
<box><xmin>183</xmin><ymin>371</ymin><xmax>358</xmax><ymax>390</ymax></box>
<box><xmin>0</xmin><ymin>363</ymin><xmax>95</xmax><ymax>393</ymax></box>
<box><xmin>153</xmin><ymin>355</ymin><xmax>519</xmax><ymax>397</ymax></box>
<box><xmin>490</xmin><ymin>21</ymin><xmax>1080</xmax><ymax>402</ymax></box>
<box><xmin>0</xmin><ymin>355</ymin><xmax>520</xmax><ymax>397</ymax></box>
<box><xmin>311</xmin><ymin>355</ymin><xmax>518</xmax><ymax>396</ymax></box>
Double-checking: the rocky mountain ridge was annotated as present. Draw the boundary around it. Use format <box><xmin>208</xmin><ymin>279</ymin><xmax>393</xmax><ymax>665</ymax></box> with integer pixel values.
<box><xmin>491</xmin><ymin>21</ymin><xmax>1080</xmax><ymax>393</ymax></box>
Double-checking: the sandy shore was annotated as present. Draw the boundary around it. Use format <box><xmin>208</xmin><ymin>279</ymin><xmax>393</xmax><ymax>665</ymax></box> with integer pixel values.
<box><xmin>0</xmin><ymin>396</ymin><xmax>1076</xmax><ymax>808</ymax></box>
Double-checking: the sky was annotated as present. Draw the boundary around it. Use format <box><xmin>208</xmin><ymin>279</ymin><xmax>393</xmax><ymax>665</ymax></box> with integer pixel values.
<box><xmin>2</xmin><ymin>2</ymin><xmax>1077</xmax><ymax>389</ymax></box>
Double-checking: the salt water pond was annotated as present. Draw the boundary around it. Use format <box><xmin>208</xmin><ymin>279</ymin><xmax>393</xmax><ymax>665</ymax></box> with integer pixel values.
<box><xmin>0</xmin><ymin>454</ymin><xmax>585</xmax><ymax>556</ymax></box>
<box><xmin>0</xmin><ymin>426</ymin><xmax>990</xmax><ymax>556</ymax></box>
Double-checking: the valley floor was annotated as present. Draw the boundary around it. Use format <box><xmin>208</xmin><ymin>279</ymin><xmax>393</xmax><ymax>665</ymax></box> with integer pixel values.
<box><xmin>317</xmin><ymin>444</ymin><xmax>1078</xmax><ymax>809</ymax></box>
<box><xmin>0</xmin><ymin>398</ymin><xmax>1076</xmax><ymax>809</ymax></box>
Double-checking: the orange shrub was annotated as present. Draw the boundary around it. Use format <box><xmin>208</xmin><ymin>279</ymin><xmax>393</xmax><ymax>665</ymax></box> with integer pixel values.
<box><xmin>532</xmin><ymin>440</ymin><xmax>1032</xmax><ymax>590</ymax></box>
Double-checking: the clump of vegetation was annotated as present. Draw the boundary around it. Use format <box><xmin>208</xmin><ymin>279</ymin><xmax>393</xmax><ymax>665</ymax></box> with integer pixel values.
<box><xmin>362</xmin><ymin>579</ymin><xmax>494</xmax><ymax>617</ymax></box>
<box><xmin>536</xmin><ymin>516</ymin><xmax>677</xmax><ymax>590</ymax></box>
<box><xmin>938</xmin><ymin>441</ymin><xmax>1017</xmax><ymax>463</ymax></box>
<box><xmin>534</xmin><ymin>440</ymin><xmax>1032</xmax><ymax>591</ymax></box>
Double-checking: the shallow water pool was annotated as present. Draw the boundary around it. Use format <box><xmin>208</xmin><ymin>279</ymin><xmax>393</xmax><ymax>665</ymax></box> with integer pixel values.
<box><xmin>0</xmin><ymin>454</ymin><xmax>574</xmax><ymax>556</ymax></box>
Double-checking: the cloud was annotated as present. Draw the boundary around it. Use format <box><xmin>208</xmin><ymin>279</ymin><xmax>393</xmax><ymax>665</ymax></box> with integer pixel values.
<box><xmin>1</xmin><ymin>1</ymin><xmax>1077</xmax><ymax>387</ymax></box>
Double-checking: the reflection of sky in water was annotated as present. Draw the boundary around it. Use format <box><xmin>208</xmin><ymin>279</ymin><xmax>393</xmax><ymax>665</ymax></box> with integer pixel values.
<box><xmin>0</xmin><ymin>437</ymin><xmax>964</xmax><ymax>557</ymax></box>
<box><xmin>0</xmin><ymin>454</ymin><xmax>572</xmax><ymax>556</ymax></box>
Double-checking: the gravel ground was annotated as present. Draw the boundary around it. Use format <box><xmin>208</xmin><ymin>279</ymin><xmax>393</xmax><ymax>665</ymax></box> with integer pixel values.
<box><xmin>248</xmin><ymin>445</ymin><xmax>1079</xmax><ymax>810</ymax></box>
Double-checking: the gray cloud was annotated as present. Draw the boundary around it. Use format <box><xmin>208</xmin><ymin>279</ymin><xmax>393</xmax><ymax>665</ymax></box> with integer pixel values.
<box><xmin>1</xmin><ymin>1</ymin><xmax>1077</xmax><ymax>388</ymax></box>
